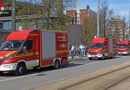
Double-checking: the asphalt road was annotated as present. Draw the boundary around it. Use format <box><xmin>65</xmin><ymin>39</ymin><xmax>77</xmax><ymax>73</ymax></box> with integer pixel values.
<box><xmin>0</xmin><ymin>56</ymin><xmax>130</xmax><ymax>90</ymax></box>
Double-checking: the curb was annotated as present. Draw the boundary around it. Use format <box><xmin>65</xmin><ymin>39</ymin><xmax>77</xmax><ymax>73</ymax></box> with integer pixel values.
<box><xmin>68</xmin><ymin>56</ymin><xmax>88</xmax><ymax>60</ymax></box>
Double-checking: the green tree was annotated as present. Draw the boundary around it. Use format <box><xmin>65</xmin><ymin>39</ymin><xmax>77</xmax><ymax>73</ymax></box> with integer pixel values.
<box><xmin>16</xmin><ymin>0</ymin><xmax>77</xmax><ymax>30</ymax></box>
<box><xmin>82</xmin><ymin>14</ymin><xmax>97</xmax><ymax>43</ymax></box>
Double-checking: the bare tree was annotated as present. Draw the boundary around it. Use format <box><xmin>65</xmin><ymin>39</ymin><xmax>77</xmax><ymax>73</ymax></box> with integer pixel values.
<box><xmin>100</xmin><ymin>0</ymin><xmax>114</xmax><ymax>37</ymax></box>
<box><xmin>122</xmin><ymin>16</ymin><xmax>127</xmax><ymax>40</ymax></box>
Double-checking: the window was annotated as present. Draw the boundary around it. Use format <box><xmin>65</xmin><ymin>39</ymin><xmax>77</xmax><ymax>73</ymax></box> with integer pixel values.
<box><xmin>0</xmin><ymin>40</ymin><xmax>24</xmax><ymax>51</ymax></box>
<box><xmin>23</xmin><ymin>40</ymin><xmax>33</xmax><ymax>51</ymax></box>
<box><xmin>90</xmin><ymin>43</ymin><xmax>104</xmax><ymax>48</ymax></box>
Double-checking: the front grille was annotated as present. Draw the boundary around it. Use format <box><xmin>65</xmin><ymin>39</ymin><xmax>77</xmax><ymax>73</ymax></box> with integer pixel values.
<box><xmin>89</xmin><ymin>52</ymin><xmax>97</xmax><ymax>54</ymax></box>
<box><xmin>120</xmin><ymin>50</ymin><xmax>124</xmax><ymax>52</ymax></box>
<box><xmin>119</xmin><ymin>50</ymin><xmax>126</xmax><ymax>52</ymax></box>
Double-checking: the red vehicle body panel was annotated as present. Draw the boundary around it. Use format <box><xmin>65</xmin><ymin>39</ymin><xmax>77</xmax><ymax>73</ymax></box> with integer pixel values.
<box><xmin>6</xmin><ymin>30</ymin><xmax>34</xmax><ymax>40</ymax></box>
<box><xmin>56</xmin><ymin>32</ymin><xmax>68</xmax><ymax>58</ymax></box>
<box><xmin>0</xmin><ymin>1</ymin><xmax>3</xmax><ymax>7</ymax></box>
<box><xmin>119</xmin><ymin>40</ymin><xmax>129</xmax><ymax>44</ymax></box>
<box><xmin>92</xmin><ymin>38</ymin><xmax>106</xmax><ymax>43</ymax></box>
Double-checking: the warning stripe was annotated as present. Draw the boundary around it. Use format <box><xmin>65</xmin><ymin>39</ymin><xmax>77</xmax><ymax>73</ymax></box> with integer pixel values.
<box><xmin>15</xmin><ymin>52</ymin><xmax>39</xmax><ymax>58</ymax></box>
<box><xmin>30</xmin><ymin>34</ymin><xmax>39</xmax><ymax>36</ymax></box>
<box><xmin>56</xmin><ymin>50</ymin><xmax>68</xmax><ymax>53</ymax></box>
<box><xmin>6</xmin><ymin>51</ymin><xmax>17</xmax><ymax>57</ymax></box>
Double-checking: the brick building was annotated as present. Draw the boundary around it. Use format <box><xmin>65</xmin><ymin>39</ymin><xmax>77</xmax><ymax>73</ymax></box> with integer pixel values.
<box><xmin>66</xmin><ymin>5</ymin><xmax>96</xmax><ymax>25</ymax></box>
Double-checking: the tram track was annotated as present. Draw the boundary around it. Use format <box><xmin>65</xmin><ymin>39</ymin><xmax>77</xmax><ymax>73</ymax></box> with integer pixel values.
<box><xmin>105</xmin><ymin>76</ymin><xmax>130</xmax><ymax>90</ymax></box>
<box><xmin>31</xmin><ymin>62</ymin><xmax>130</xmax><ymax>90</ymax></box>
<box><xmin>61</xmin><ymin>65</ymin><xmax>130</xmax><ymax>90</ymax></box>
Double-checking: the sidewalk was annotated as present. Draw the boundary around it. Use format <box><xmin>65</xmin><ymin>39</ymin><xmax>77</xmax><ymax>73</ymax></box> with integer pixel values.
<box><xmin>68</xmin><ymin>56</ymin><xmax>88</xmax><ymax>60</ymax></box>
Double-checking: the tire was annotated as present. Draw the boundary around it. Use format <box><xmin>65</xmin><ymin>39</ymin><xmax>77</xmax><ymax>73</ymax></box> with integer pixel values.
<box><xmin>102</xmin><ymin>54</ymin><xmax>105</xmax><ymax>60</ymax></box>
<box><xmin>54</xmin><ymin>60</ymin><xmax>60</xmax><ymax>69</ymax></box>
<box><xmin>0</xmin><ymin>71</ymin><xmax>3</xmax><ymax>75</ymax></box>
<box><xmin>15</xmin><ymin>63</ymin><xmax>27</xmax><ymax>75</ymax></box>
<box><xmin>88</xmin><ymin>58</ymin><xmax>92</xmax><ymax>60</ymax></box>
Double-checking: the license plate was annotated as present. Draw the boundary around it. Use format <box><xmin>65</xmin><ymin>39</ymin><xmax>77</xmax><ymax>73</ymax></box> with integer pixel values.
<box><xmin>92</xmin><ymin>55</ymin><xmax>95</xmax><ymax>57</ymax></box>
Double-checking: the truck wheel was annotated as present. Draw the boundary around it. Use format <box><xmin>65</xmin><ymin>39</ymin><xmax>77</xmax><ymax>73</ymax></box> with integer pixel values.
<box><xmin>0</xmin><ymin>72</ymin><xmax>3</xmax><ymax>75</ymax></box>
<box><xmin>54</xmin><ymin>60</ymin><xmax>60</xmax><ymax>69</ymax></box>
<box><xmin>102</xmin><ymin>55</ymin><xmax>105</xmax><ymax>60</ymax></box>
<box><xmin>88</xmin><ymin>58</ymin><xmax>92</xmax><ymax>60</ymax></box>
<box><xmin>15</xmin><ymin>63</ymin><xmax>26</xmax><ymax>75</ymax></box>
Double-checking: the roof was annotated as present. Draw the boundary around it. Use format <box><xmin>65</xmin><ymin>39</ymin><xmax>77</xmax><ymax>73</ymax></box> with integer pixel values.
<box><xmin>92</xmin><ymin>38</ymin><xmax>106</xmax><ymax>43</ymax></box>
<box><xmin>6</xmin><ymin>30</ymin><xmax>35</xmax><ymax>40</ymax></box>
<box><xmin>119</xmin><ymin>40</ymin><xmax>129</xmax><ymax>44</ymax></box>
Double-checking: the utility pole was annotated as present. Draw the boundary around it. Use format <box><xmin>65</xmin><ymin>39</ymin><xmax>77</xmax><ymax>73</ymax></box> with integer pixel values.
<box><xmin>97</xmin><ymin>0</ymin><xmax>100</xmax><ymax>38</ymax></box>
<box><xmin>129</xmin><ymin>10</ymin><xmax>130</xmax><ymax>39</ymax></box>
<box><xmin>77</xmin><ymin>0</ymin><xmax>80</xmax><ymax>24</ymax></box>
<box><xmin>11</xmin><ymin>0</ymin><xmax>16</xmax><ymax>31</ymax></box>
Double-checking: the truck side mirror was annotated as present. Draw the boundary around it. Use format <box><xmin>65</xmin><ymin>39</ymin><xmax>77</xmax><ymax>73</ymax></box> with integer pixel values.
<box><xmin>20</xmin><ymin>46</ymin><xmax>27</xmax><ymax>53</ymax></box>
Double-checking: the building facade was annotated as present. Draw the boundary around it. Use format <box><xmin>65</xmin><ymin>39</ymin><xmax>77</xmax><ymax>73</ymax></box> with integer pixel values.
<box><xmin>107</xmin><ymin>17</ymin><xmax>126</xmax><ymax>41</ymax></box>
<box><xmin>66</xmin><ymin>5</ymin><xmax>96</xmax><ymax>25</ymax></box>
<box><xmin>66</xmin><ymin>24</ymin><xmax>83</xmax><ymax>44</ymax></box>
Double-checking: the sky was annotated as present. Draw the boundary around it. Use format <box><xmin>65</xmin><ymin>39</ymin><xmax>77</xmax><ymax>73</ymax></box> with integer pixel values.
<box><xmin>80</xmin><ymin>0</ymin><xmax>130</xmax><ymax>21</ymax></box>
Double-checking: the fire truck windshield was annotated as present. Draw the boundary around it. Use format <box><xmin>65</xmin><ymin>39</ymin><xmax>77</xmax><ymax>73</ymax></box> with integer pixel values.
<box><xmin>90</xmin><ymin>43</ymin><xmax>104</xmax><ymax>48</ymax></box>
<box><xmin>0</xmin><ymin>41</ymin><xmax>24</xmax><ymax>51</ymax></box>
<box><xmin>119</xmin><ymin>44</ymin><xmax>128</xmax><ymax>48</ymax></box>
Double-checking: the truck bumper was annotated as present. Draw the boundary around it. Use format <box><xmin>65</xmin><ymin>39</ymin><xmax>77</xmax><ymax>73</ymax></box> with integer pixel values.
<box><xmin>0</xmin><ymin>63</ymin><xmax>17</xmax><ymax>71</ymax></box>
<box><xmin>88</xmin><ymin>54</ymin><xmax>103</xmax><ymax>58</ymax></box>
<box><xmin>118</xmin><ymin>52</ymin><xmax>128</xmax><ymax>55</ymax></box>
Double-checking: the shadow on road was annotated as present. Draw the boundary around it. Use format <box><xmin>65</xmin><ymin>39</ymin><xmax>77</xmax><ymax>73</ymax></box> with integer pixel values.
<box><xmin>0</xmin><ymin>63</ymin><xmax>83</xmax><ymax>77</ymax></box>
<box><xmin>88</xmin><ymin>56</ymin><xmax>122</xmax><ymax>61</ymax></box>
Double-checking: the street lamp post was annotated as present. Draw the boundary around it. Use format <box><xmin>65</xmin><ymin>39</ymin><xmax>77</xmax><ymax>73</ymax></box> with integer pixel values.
<box><xmin>11</xmin><ymin>0</ymin><xmax>16</xmax><ymax>31</ymax></box>
<box><xmin>129</xmin><ymin>10</ymin><xmax>130</xmax><ymax>39</ymax></box>
<box><xmin>97</xmin><ymin>0</ymin><xmax>100</xmax><ymax>38</ymax></box>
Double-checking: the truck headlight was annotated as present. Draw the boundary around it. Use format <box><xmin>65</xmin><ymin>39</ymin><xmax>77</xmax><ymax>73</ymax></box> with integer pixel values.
<box><xmin>97</xmin><ymin>50</ymin><xmax>103</xmax><ymax>54</ymax></box>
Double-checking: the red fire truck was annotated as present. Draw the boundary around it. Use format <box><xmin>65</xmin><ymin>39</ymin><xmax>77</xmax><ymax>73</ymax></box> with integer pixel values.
<box><xmin>87</xmin><ymin>37</ymin><xmax>117</xmax><ymax>60</ymax></box>
<box><xmin>118</xmin><ymin>40</ymin><xmax>130</xmax><ymax>55</ymax></box>
<box><xmin>0</xmin><ymin>30</ymin><xmax>68</xmax><ymax>75</ymax></box>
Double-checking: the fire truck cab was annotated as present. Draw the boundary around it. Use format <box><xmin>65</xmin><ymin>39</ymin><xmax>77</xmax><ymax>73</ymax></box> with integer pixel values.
<box><xmin>118</xmin><ymin>40</ymin><xmax>130</xmax><ymax>55</ymax></box>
